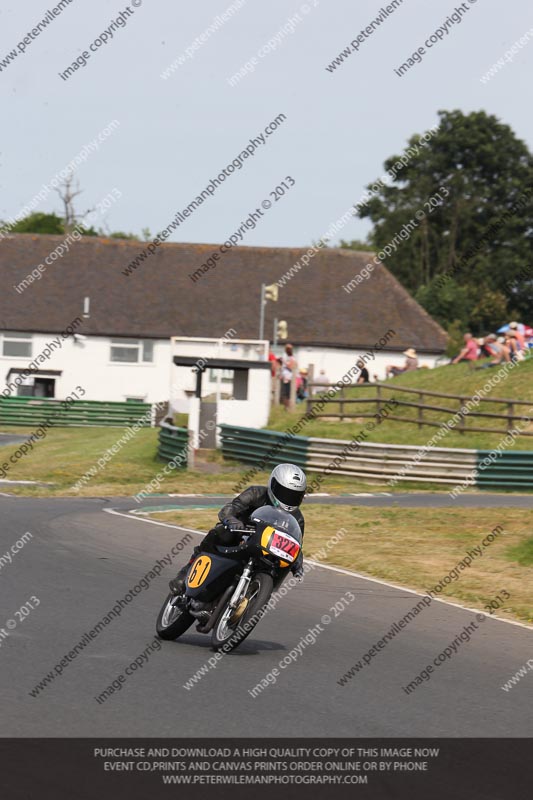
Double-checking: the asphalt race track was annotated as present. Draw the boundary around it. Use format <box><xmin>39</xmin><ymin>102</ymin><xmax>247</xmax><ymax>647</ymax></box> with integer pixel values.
<box><xmin>1</xmin><ymin>496</ymin><xmax>531</xmax><ymax>737</ymax></box>
<box><xmin>0</xmin><ymin>434</ymin><xmax>26</xmax><ymax>447</ymax></box>
<box><xmin>134</xmin><ymin>492</ymin><xmax>533</xmax><ymax>509</ymax></box>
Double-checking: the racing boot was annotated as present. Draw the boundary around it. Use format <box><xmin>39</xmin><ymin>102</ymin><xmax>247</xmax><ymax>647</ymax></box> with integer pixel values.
<box><xmin>168</xmin><ymin>546</ymin><xmax>201</xmax><ymax>595</ymax></box>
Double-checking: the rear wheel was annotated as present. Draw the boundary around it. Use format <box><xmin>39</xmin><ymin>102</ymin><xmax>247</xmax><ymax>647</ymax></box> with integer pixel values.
<box><xmin>211</xmin><ymin>573</ymin><xmax>273</xmax><ymax>652</ymax></box>
<box><xmin>156</xmin><ymin>593</ymin><xmax>194</xmax><ymax>640</ymax></box>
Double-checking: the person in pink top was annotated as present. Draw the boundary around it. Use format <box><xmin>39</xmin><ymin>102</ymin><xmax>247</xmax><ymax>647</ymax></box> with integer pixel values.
<box><xmin>509</xmin><ymin>321</ymin><xmax>525</xmax><ymax>351</ymax></box>
<box><xmin>452</xmin><ymin>333</ymin><xmax>479</xmax><ymax>364</ymax></box>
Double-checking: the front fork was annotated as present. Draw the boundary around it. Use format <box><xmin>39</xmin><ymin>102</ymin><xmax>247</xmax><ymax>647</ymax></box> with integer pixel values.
<box><xmin>228</xmin><ymin>559</ymin><xmax>254</xmax><ymax>609</ymax></box>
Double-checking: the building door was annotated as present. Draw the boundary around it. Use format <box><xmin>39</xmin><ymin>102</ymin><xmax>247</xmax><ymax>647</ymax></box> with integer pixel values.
<box><xmin>33</xmin><ymin>378</ymin><xmax>55</xmax><ymax>398</ymax></box>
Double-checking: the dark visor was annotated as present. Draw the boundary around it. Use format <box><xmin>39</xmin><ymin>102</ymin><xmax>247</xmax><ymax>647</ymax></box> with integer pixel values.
<box><xmin>271</xmin><ymin>477</ymin><xmax>305</xmax><ymax>507</ymax></box>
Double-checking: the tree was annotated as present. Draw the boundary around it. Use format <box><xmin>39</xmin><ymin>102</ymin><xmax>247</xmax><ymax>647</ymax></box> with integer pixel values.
<box><xmin>469</xmin><ymin>289</ymin><xmax>509</xmax><ymax>333</ymax></box>
<box><xmin>415</xmin><ymin>277</ymin><xmax>471</xmax><ymax>330</ymax></box>
<box><xmin>7</xmin><ymin>212</ymin><xmax>64</xmax><ymax>234</ymax></box>
<box><xmin>54</xmin><ymin>176</ymin><xmax>86</xmax><ymax>232</ymax></box>
<box><xmin>2</xmin><ymin>179</ymin><xmax>142</xmax><ymax>240</ymax></box>
<box><xmin>358</xmin><ymin>110</ymin><xmax>533</xmax><ymax>325</ymax></box>
<box><xmin>3</xmin><ymin>211</ymin><xmax>114</xmax><ymax>238</ymax></box>
<box><xmin>339</xmin><ymin>238</ymin><xmax>374</xmax><ymax>252</ymax></box>
<box><xmin>108</xmin><ymin>231</ymin><xmax>138</xmax><ymax>240</ymax></box>
<box><xmin>444</xmin><ymin>318</ymin><xmax>466</xmax><ymax>358</ymax></box>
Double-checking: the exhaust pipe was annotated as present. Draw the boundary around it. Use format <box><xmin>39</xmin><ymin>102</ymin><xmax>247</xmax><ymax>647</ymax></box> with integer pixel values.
<box><xmin>196</xmin><ymin>584</ymin><xmax>236</xmax><ymax>633</ymax></box>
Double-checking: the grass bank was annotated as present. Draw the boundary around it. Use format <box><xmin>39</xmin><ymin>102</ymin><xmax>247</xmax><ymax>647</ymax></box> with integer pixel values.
<box><xmin>0</xmin><ymin>426</ymin><xmax>439</xmax><ymax>496</ymax></box>
<box><xmin>145</xmin><ymin>505</ymin><xmax>533</xmax><ymax>625</ymax></box>
<box><xmin>267</xmin><ymin>358</ymin><xmax>533</xmax><ymax>450</ymax></box>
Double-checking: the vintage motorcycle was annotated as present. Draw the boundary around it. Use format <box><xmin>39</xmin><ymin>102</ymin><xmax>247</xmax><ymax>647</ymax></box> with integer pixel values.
<box><xmin>156</xmin><ymin>506</ymin><xmax>302</xmax><ymax>651</ymax></box>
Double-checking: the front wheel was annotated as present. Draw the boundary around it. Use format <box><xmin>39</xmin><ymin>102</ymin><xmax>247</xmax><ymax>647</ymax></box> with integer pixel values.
<box><xmin>156</xmin><ymin>593</ymin><xmax>194</xmax><ymax>640</ymax></box>
<box><xmin>211</xmin><ymin>573</ymin><xmax>273</xmax><ymax>652</ymax></box>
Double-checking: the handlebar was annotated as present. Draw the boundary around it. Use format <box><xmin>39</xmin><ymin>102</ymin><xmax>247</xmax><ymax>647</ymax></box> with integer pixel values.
<box><xmin>227</xmin><ymin>525</ymin><xmax>255</xmax><ymax>534</ymax></box>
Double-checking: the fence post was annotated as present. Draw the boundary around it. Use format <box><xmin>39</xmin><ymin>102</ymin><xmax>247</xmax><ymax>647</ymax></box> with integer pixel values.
<box><xmin>418</xmin><ymin>393</ymin><xmax>424</xmax><ymax>429</ymax></box>
<box><xmin>457</xmin><ymin>397</ymin><xmax>466</xmax><ymax>434</ymax></box>
<box><xmin>307</xmin><ymin>364</ymin><xmax>314</xmax><ymax>400</ymax></box>
<box><xmin>340</xmin><ymin>384</ymin><xmax>345</xmax><ymax>422</ymax></box>
<box><xmin>376</xmin><ymin>384</ymin><xmax>382</xmax><ymax>420</ymax></box>
<box><xmin>289</xmin><ymin>372</ymin><xmax>297</xmax><ymax>409</ymax></box>
<box><xmin>507</xmin><ymin>402</ymin><xmax>514</xmax><ymax>432</ymax></box>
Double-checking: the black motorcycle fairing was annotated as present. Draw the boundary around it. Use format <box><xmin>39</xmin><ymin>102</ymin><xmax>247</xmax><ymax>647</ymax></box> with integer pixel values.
<box><xmin>184</xmin><ymin>551</ymin><xmax>243</xmax><ymax>602</ymax></box>
<box><xmin>156</xmin><ymin>506</ymin><xmax>304</xmax><ymax>650</ymax></box>
<box><xmin>249</xmin><ymin>506</ymin><xmax>303</xmax><ymax>543</ymax></box>
<box><xmin>247</xmin><ymin>506</ymin><xmax>303</xmax><ymax>567</ymax></box>
<box><xmin>185</xmin><ymin>507</ymin><xmax>301</xmax><ymax>605</ymax></box>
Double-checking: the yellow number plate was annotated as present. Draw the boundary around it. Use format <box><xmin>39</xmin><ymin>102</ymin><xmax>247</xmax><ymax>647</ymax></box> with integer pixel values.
<box><xmin>186</xmin><ymin>555</ymin><xmax>212</xmax><ymax>588</ymax></box>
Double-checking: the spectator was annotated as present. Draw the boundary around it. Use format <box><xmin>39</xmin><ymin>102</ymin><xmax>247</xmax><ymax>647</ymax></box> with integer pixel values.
<box><xmin>477</xmin><ymin>337</ymin><xmax>494</xmax><ymax>359</ymax></box>
<box><xmin>356</xmin><ymin>358</ymin><xmax>370</xmax><ymax>383</ymax></box>
<box><xmin>313</xmin><ymin>369</ymin><xmax>331</xmax><ymax>395</ymax></box>
<box><xmin>509</xmin><ymin>321</ymin><xmax>526</xmax><ymax>352</ymax></box>
<box><xmin>505</xmin><ymin>331</ymin><xmax>520</xmax><ymax>362</ymax></box>
<box><xmin>280</xmin><ymin>344</ymin><xmax>297</xmax><ymax>409</ymax></box>
<box><xmin>268</xmin><ymin>350</ymin><xmax>278</xmax><ymax>377</ymax></box>
<box><xmin>386</xmin><ymin>348</ymin><xmax>418</xmax><ymax>378</ymax></box>
<box><xmin>475</xmin><ymin>334</ymin><xmax>510</xmax><ymax>368</ymax></box>
<box><xmin>296</xmin><ymin>368</ymin><xmax>308</xmax><ymax>402</ymax></box>
<box><xmin>452</xmin><ymin>333</ymin><xmax>479</xmax><ymax>364</ymax></box>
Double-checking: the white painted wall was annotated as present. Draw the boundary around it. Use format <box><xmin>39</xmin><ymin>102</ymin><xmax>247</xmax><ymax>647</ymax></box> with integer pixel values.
<box><xmin>287</xmin><ymin>345</ymin><xmax>443</xmax><ymax>384</ymax></box>
<box><xmin>0</xmin><ymin>330</ymin><xmax>444</xmax><ymax>408</ymax></box>
<box><xmin>170</xmin><ymin>336</ymin><xmax>270</xmax><ymax>408</ymax></box>
<box><xmin>170</xmin><ymin>337</ymin><xmax>272</xmax><ymax>444</ymax></box>
<box><xmin>216</xmin><ymin>369</ymin><xmax>271</xmax><ymax>436</ymax></box>
<box><xmin>0</xmin><ymin>331</ymin><xmax>171</xmax><ymax>403</ymax></box>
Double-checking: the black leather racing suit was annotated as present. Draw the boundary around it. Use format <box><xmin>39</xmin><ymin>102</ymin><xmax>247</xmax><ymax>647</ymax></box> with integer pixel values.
<box><xmin>200</xmin><ymin>485</ymin><xmax>305</xmax><ymax>575</ymax></box>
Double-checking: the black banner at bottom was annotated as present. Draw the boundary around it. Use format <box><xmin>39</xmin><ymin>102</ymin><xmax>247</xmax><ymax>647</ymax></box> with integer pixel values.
<box><xmin>1</xmin><ymin>738</ymin><xmax>531</xmax><ymax>799</ymax></box>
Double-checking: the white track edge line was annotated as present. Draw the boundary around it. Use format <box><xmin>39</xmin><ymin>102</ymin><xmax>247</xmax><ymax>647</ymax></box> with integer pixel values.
<box><xmin>103</xmin><ymin>507</ymin><xmax>205</xmax><ymax>536</ymax></box>
<box><xmin>103</xmin><ymin>508</ymin><xmax>533</xmax><ymax>632</ymax></box>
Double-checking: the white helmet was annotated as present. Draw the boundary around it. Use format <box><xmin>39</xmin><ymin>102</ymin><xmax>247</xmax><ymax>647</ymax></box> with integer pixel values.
<box><xmin>267</xmin><ymin>463</ymin><xmax>307</xmax><ymax>512</ymax></box>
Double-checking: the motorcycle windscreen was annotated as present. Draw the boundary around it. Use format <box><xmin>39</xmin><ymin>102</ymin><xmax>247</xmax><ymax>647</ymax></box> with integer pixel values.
<box><xmin>249</xmin><ymin>505</ymin><xmax>302</xmax><ymax>566</ymax></box>
<box><xmin>185</xmin><ymin>552</ymin><xmax>242</xmax><ymax>601</ymax></box>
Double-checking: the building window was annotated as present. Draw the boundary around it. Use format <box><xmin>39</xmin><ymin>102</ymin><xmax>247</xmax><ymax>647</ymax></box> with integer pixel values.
<box><xmin>208</xmin><ymin>368</ymin><xmax>233</xmax><ymax>383</ymax></box>
<box><xmin>2</xmin><ymin>332</ymin><xmax>32</xmax><ymax>358</ymax></box>
<box><xmin>142</xmin><ymin>340</ymin><xmax>154</xmax><ymax>362</ymax></box>
<box><xmin>110</xmin><ymin>339</ymin><xmax>154</xmax><ymax>363</ymax></box>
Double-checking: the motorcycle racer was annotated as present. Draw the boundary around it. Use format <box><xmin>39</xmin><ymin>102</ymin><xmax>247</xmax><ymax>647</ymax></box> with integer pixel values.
<box><xmin>169</xmin><ymin>463</ymin><xmax>306</xmax><ymax>595</ymax></box>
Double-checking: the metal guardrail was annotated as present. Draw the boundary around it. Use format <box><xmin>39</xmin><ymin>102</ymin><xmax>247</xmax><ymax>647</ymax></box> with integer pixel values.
<box><xmin>0</xmin><ymin>397</ymin><xmax>153</xmax><ymax>427</ymax></box>
<box><xmin>219</xmin><ymin>424</ymin><xmax>308</xmax><ymax>469</ymax></box>
<box><xmin>475</xmin><ymin>450</ymin><xmax>533</xmax><ymax>490</ymax></box>
<box><xmin>218</xmin><ymin>424</ymin><xmax>533</xmax><ymax>490</ymax></box>
<box><xmin>306</xmin><ymin>438</ymin><xmax>477</xmax><ymax>485</ymax></box>
<box><xmin>158</xmin><ymin>424</ymin><xmax>190</xmax><ymax>467</ymax></box>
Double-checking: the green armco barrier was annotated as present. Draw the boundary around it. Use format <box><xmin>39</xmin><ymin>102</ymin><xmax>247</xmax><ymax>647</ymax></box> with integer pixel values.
<box><xmin>0</xmin><ymin>396</ymin><xmax>152</xmax><ymax>427</ymax></box>
<box><xmin>476</xmin><ymin>450</ymin><xmax>533</xmax><ymax>490</ymax></box>
<box><xmin>158</xmin><ymin>425</ymin><xmax>189</xmax><ymax>467</ymax></box>
<box><xmin>219</xmin><ymin>424</ymin><xmax>309</xmax><ymax>469</ymax></box>
<box><xmin>219</xmin><ymin>424</ymin><xmax>533</xmax><ymax>491</ymax></box>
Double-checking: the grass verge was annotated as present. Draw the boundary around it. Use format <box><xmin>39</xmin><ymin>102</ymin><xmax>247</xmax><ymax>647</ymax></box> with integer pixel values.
<box><xmin>268</xmin><ymin>358</ymin><xmax>533</xmax><ymax>450</ymax></box>
<box><xmin>145</xmin><ymin>505</ymin><xmax>533</xmax><ymax>625</ymax></box>
<box><xmin>0</xmin><ymin>426</ymin><xmax>444</xmax><ymax>496</ymax></box>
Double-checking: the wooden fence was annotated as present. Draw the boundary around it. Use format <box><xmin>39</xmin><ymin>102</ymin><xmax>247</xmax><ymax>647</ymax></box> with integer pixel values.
<box><xmin>306</xmin><ymin>382</ymin><xmax>533</xmax><ymax>436</ymax></box>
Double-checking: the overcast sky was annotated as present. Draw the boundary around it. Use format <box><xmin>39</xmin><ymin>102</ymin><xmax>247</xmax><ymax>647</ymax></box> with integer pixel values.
<box><xmin>1</xmin><ymin>0</ymin><xmax>532</xmax><ymax>248</ymax></box>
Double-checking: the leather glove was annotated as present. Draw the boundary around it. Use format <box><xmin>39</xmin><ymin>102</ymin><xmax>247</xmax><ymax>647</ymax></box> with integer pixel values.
<box><xmin>293</xmin><ymin>565</ymin><xmax>304</xmax><ymax>582</ymax></box>
<box><xmin>224</xmin><ymin>517</ymin><xmax>245</xmax><ymax>530</ymax></box>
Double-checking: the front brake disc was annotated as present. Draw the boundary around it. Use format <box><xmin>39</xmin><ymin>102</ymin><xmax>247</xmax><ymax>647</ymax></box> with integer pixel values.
<box><xmin>229</xmin><ymin>597</ymin><xmax>249</xmax><ymax>624</ymax></box>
